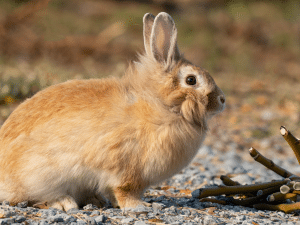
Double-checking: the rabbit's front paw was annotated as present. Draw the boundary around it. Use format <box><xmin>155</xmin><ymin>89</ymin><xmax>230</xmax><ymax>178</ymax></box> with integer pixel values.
<box><xmin>48</xmin><ymin>195</ymin><xmax>78</xmax><ymax>211</ymax></box>
<box><xmin>113</xmin><ymin>186</ymin><xmax>149</xmax><ymax>209</ymax></box>
<box><xmin>121</xmin><ymin>199</ymin><xmax>151</xmax><ymax>209</ymax></box>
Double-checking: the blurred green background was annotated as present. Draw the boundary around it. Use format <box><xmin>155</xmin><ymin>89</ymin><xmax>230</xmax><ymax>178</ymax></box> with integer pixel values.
<box><xmin>0</xmin><ymin>0</ymin><xmax>299</xmax><ymax>151</ymax></box>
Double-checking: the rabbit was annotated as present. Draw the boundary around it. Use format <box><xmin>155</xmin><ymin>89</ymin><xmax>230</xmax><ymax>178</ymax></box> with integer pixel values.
<box><xmin>0</xmin><ymin>12</ymin><xmax>225</xmax><ymax>211</ymax></box>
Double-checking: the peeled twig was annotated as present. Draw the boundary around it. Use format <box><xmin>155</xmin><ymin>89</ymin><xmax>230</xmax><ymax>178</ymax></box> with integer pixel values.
<box><xmin>280</xmin><ymin>126</ymin><xmax>300</xmax><ymax>164</ymax></box>
<box><xmin>267</xmin><ymin>192</ymin><xmax>297</xmax><ymax>203</ymax></box>
<box><xmin>280</xmin><ymin>181</ymin><xmax>295</xmax><ymax>194</ymax></box>
<box><xmin>280</xmin><ymin>185</ymin><xmax>290</xmax><ymax>194</ymax></box>
<box><xmin>249</xmin><ymin>147</ymin><xmax>294</xmax><ymax>178</ymax></box>
<box><xmin>254</xmin><ymin>202</ymin><xmax>300</xmax><ymax>213</ymax></box>
<box><xmin>293</xmin><ymin>182</ymin><xmax>300</xmax><ymax>191</ymax></box>
<box><xmin>192</xmin><ymin>179</ymin><xmax>289</xmax><ymax>199</ymax></box>
<box><xmin>257</xmin><ymin>185</ymin><xmax>282</xmax><ymax>197</ymax></box>
<box><xmin>193</xmin><ymin>127</ymin><xmax>300</xmax><ymax>213</ymax></box>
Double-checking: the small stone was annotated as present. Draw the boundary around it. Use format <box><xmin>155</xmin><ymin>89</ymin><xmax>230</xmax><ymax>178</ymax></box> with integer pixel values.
<box><xmin>49</xmin><ymin>215</ymin><xmax>64</xmax><ymax>223</ymax></box>
<box><xmin>154</xmin><ymin>196</ymin><xmax>166</xmax><ymax>201</ymax></box>
<box><xmin>64</xmin><ymin>215</ymin><xmax>77</xmax><ymax>223</ymax></box>
<box><xmin>16</xmin><ymin>201</ymin><xmax>28</xmax><ymax>208</ymax></box>
<box><xmin>40</xmin><ymin>209</ymin><xmax>56</xmax><ymax>217</ymax></box>
<box><xmin>1</xmin><ymin>201</ymin><xmax>9</xmax><ymax>206</ymax></box>
<box><xmin>182</xmin><ymin>208</ymin><xmax>191</xmax><ymax>216</ymax></box>
<box><xmin>152</xmin><ymin>202</ymin><xmax>165</xmax><ymax>211</ymax></box>
<box><xmin>67</xmin><ymin>208</ymin><xmax>80</xmax><ymax>214</ymax></box>
<box><xmin>85</xmin><ymin>217</ymin><xmax>96</xmax><ymax>225</ymax></box>
<box><xmin>0</xmin><ymin>218</ymin><xmax>14</xmax><ymax>225</ymax></box>
<box><xmin>134</xmin><ymin>221</ymin><xmax>147</xmax><ymax>225</ymax></box>
<box><xmin>83</xmin><ymin>204</ymin><xmax>98</xmax><ymax>210</ymax></box>
<box><xmin>191</xmin><ymin>189</ymin><xmax>200</xmax><ymax>198</ymax></box>
<box><xmin>75</xmin><ymin>220</ymin><xmax>87</xmax><ymax>225</ymax></box>
<box><xmin>203</xmin><ymin>215</ymin><xmax>219</xmax><ymax>225</ymax></box>
<box><xmin>94</xmin><ymin>215</ymin><xmax>105</xmax><ymax>223</ymax></box>
<box><xmin>164</xmin><ymin>206</ymin><xmax>177</xmax><ymax>216</ymax></box>
<box><xmin>128</xmin><ymin>205</ymin><xmax>152</xmax><ymax>213</ymax></box>
<box><xmin>236</xmin><ymin>215</ymin><xmax>246</xmax><ymax>222</ymax></box>
<box><xmin>111</xmin><ymin>216</ymin><xmax>126</xmax><ymax>220</ymax></box>
<box><xmin>0</xmin><ymin>209</ymin><xmax>16</xmax><ymax>218</ymax></box>
<box><xmin>121</xmin><ymin>218</ymin><xmax>135</xmax><ymax>224</ymax></box>
<box><xmin>14</xmin><ymin>216</ymin><xmax>26</xmax><ymax>223</ymax></box>
<box><xmin>90</xmin><ymin>211</ymin><xmax>100</xmax><ymax>216</ymax></box>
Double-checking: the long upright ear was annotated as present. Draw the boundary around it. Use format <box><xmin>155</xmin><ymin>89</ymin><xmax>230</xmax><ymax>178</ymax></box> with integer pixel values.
<box><xmin>143</xmin><ymin>13</ymin><xmax>155</xmax><ymax>56</ymax></box>
<box><xmin>150</xmin><ymin>12</ymin><xmax>180</xmax><ymax>69</ymax></box>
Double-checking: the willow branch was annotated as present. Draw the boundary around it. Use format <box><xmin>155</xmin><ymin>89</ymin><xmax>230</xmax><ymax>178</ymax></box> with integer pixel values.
<box><xmin>257</xmin><ymin>185</ymin><xmax>282</xmax><ymax>197</ymax></box>
<box><xmin>267</xmin><ymin>192</ymin><xmax>297</xmax><ymax>203</ymax></box>
<box><xmin>191</xmin><ymin>179</ymin><xmax>289</xmax><ymax>199</ymax></box>
<box><xmin>280</xmin><ymin>126</ymin><xmax>300</xmax><ymax>164</ymax></box>
<box><xmin>249</xmin><ymin>147</ymin><xmax>294</xmax><ymax>178</ymax></box>
<box><xmin>220</xmin><ymin>175</ymin><xmax>241</xmax><ymax>186</ymax></box>
<box><xmin>229</xmin><ymin>195</ymin><xmax>266</xmax><ymax>207</ymax></box>
<box><xmin>254</xmin><ymin>202</ymin><xmax>300</xmax><ymax>214</ymax></box>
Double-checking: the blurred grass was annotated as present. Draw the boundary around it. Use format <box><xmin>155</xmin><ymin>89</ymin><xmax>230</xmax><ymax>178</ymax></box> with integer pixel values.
<box><xmin>0</xmin><ymin>0</ymin><xmax>299</xmax><ymax>144</ymax></box>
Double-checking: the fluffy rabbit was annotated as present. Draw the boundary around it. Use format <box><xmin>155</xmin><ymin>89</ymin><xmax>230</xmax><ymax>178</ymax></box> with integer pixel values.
<box><xmin>0</xmin><ymin>12</ymin><xmax>225</xmax><ymax>210</ymax></box>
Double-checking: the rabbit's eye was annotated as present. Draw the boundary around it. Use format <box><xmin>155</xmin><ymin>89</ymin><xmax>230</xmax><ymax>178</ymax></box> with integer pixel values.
<box><xmin>186</xmin><ymin>75</ymin><xmax>197</xmax><ymax>85</ymax></box>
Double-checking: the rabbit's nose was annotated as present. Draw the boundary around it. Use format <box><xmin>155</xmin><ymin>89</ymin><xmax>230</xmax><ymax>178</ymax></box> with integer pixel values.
<box><xmin>219</xmin><ymin>95</ymin><xmax>225</xmax><ymax>105</ymax></box>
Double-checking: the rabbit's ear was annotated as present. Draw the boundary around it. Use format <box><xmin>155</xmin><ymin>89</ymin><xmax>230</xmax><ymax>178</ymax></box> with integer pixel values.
<box><xmin>150</xmin><ymin>12</ymin><xmax>180</xmax><ymax>69</ymax></box>
<box><xmin>143</xmin><ymin>13</ymin><xmax>155</xmax><ymax>56</ymax></box>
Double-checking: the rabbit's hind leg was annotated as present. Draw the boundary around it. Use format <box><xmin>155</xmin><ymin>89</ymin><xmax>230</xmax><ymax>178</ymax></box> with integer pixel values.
<box><xmin>48</xmin><ymin>195</ymin><xmax>78</xmax><ymax>211</ymax></box>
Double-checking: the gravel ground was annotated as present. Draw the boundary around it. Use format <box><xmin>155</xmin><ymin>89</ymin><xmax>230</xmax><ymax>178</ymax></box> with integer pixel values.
<box><xmin>1</xmin><ymin>143</ymin><xmax>300</xmax><ymax>224</ymax></box>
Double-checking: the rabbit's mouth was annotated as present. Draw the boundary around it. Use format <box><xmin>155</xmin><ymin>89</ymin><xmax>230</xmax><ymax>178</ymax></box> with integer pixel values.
<box><xmin>206</xmin><ymin>90</ymin><xmax>226</xmax><ymax>116</ymax></box>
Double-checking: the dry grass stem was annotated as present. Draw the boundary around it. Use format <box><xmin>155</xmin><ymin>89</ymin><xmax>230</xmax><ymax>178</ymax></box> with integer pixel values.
<box><xmin>280</xmin><ymin>126</ymin><xmax>300</xmax><ymax>164</ymax></box>
<box><xmin>249</xmin><ymin>147</ymin><xmax>294</xmax><ymax>178</ymax></box>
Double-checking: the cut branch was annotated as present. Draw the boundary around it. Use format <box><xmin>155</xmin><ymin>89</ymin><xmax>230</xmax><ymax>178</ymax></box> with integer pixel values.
<box><xmin>280</xmin><ymin>126</ymin><xmax>300</xmax><ymax>164</ymax></box>
<box><xmin>193</xmin><ymin>127</ymin><xmax>300</xmax><ymax>213</ymax></box>
<box><xmin>254</xmin><ymin>202</ymin><xmax>300</xmax><ymax>213</ymax></box>
<box><xmin>293</xmin><ymin>182</ymin><xmax>300</xmax><ymax>191</ymax></box>
<box><xmin>229</xmin><ymin>195</ymin><xmax>265</xmax><ymax>207</ymax></box>
<box><xmin>267</xmin><ymin>192</ymin><xmax>297</xmax><ymax>203</ymax></box>
<box><xmin>220</xmin><ymin>175</ymin><xmax>241</xmax><ymax>186</ymax></box>
<box><xmin>192</xmin><ymin>179</ymin><xmax>289</xmax><ymax>199</ymax></box>
<box><xmin>256</xmin><ymin>185</ymin><xmax>282</xmax><ymax>197</ymax></box>
<box><xmin>249</xmin><ymin>147</ymin><xmax>294</xmax><ymax>178</ymax></box>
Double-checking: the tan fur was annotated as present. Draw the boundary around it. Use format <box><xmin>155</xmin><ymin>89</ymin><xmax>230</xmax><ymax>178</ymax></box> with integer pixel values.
<box><xmin>0</xmin><ymin>12</ymin><xmax>225</xmax><ymax>210</ymax></box>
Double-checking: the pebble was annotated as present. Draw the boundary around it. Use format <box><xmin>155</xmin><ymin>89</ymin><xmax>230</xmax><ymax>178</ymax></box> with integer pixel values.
<box><xmin>94</xmin><ymin>215</ymin><xmax>105</xmax><ymax>223</ymax></box>
<box><xmin>0</xmin><ymin>144</ymin><xmax>299</xmax><ymax>224</ymax></box>
<box><xmin>121</xmin><ymin>218</ymin><xmax>134</xmax><ymax>224</ymax></box>
<box><xmin>152</xmin><ymin>202</ymin><xmax>165</xmax><ymax>211</ymax></box>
